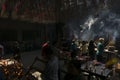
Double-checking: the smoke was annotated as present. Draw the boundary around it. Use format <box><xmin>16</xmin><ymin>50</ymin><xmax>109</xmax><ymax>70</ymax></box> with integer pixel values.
<box><xmin>84</xmin><ymin>15</ymin><xmax>98</xmax><ymax>30</ymax></box>
<box><xmin>66</xmin><ymin>10</ymin><xmax>120</xmax><ymax>42</ymax></box>
<box><xmin>65</xmin><ymin>0</ymin><xmax>120</xmax><ymax>42</ymax></box>
<box><xmin>68</xmin><ymin>23</ymin><xmax>81</xmax><ymax>40</ymax></box>
<box><xmin>80</xmin><ymin>10</ymin><xmax>120</xmax><ymax>42</ymax></box>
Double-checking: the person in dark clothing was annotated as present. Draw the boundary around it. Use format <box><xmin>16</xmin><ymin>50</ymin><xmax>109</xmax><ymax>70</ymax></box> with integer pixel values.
<box><xmin>96</xmin><ymin>38</ymin><xmax>104</xmax><ymax>62</ymax></box>
<box><xmin>88</xmin><ymin>40</ymin><xmax>96</xmax><ymax>60</ymax></box>
<box><xmin>13</xmin><ymin>42</ymin><xmax>21</xmax><ymax>62</ymax></box>
<box><xmin>41</xmin><ymin>44</ymin><xmax>59</xmax><ymax>80</ymax></box>
<box><xmin>70</xmin><ymin>41</ymin><xmax>78</xmax><ymax>59</ymax></box>
<box><xmin>41</xmin><ymin>41</ymin><xmax>50</xmax><ymax>58</ymax></box>
<box><xmin>64</xmin><ymin>60</ymin><xmax>86</xmax><ymax>80</ymax></box>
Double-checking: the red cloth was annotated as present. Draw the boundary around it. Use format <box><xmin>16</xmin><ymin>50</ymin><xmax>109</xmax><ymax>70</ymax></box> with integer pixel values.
<box><xmin>41</xmin><ymin>42</ymin><xmax>49</xmax><ymax>57</ymax></box>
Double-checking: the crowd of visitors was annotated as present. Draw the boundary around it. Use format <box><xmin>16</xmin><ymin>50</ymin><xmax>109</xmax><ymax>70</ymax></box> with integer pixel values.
<box><xmin>57</xmin><ymin>37</ymin><xmax>106</xmax><ymax>62</ymax></box>
<box><xmin>0</xmin><ymin>40</ymin><xmax>41</xmax><ymax>55</ymax></box>
<box><xmin>38</xmin><ymin>37</ymin><xmax>119</xmax><ymax>80</ymax></box>
<box><xmin>0</xmin><ymin>37</ymin><xmax>119</xmax><ymax>80</ymax></box>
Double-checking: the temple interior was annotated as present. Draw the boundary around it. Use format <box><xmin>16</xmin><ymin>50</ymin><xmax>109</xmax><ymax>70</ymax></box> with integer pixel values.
<box><xmin>0</xmin><ymin>0</ymin><xmax>120</xmax><ymax>80</ymax></box>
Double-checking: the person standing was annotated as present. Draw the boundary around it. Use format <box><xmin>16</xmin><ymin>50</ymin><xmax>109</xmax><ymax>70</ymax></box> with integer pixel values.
<box><xmin>41</xmin><ymin>45</ymin><xmax>59</xmax><ymax>80</ymax></box>
<box><xmin>13</xmin><ymin>41</ymin><xmax>21</xmax><ymax>62</ymax></box>
<box><xmin>70</xmin><ymin>41</ymin><xmax>78</xmax><ymax>59</ymax></box>
<box><xmin>96</xmin><ymin>38</ymin><xmax>104</xmax><ymax>62</ymax></box>
<box><xmin>88</xmin><ymin>40</ymin><xmax>96</xmax><ymax>60</ymax></box>
<box><xmin>0</xmin><ymin>43</ymin><xmax>4</xmax><ymax>59</ymax></box>
<box><xmin>80</xmin><ymin>41</ymin><xmax>88</xmax><ymax>56</ymax></box>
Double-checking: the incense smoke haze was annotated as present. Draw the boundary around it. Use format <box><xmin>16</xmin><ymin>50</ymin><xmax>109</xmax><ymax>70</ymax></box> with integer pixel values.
<box><xmin>67</xmin><ymin>9</ymin><xmax>120</xmax><ymax>42</ymax></box>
